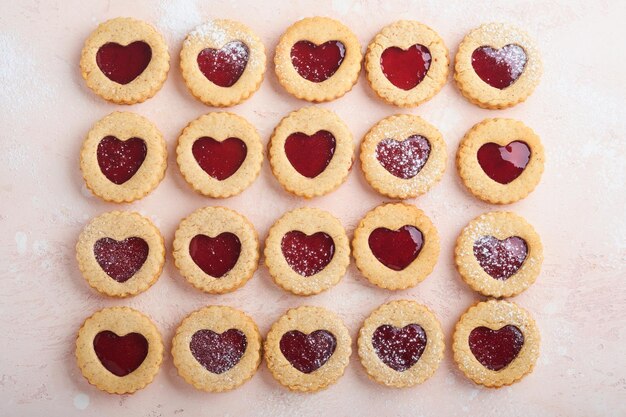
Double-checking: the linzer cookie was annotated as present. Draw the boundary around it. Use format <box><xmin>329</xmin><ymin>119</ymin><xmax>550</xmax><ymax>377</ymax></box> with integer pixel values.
<box><xmin>454</xmin><ymin>23</ymin><xmax>542</xmax><ymax>109</ymax></box>
<box><xmin>80</xmin><ymin>17</ymin><xmax>170</xmax><ymax>104</ymax></box>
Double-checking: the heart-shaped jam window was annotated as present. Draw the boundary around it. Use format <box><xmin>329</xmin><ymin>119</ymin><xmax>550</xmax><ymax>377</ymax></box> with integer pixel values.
<box><xmin>93</xmin><ymin>237</ymin><xmax>149</xmax><ymax>283</ymax></box>
<box><xmin>380</xmin><ymin>44</ymin><xmax>432</xmax><ymax>90</ymax></box>
<box><xmin>96</xmin><ymin>41</ymin><xmax>152</xmax><ymax>85</ymax></box>
<box><xmin>197</xmin><ymin>41</ymin><xmax>250</xmax><ymax>87</ymax></box>
<box><xmin>190</xmin><ymin>329</ymin><xmax>247</xmax><ymax>374</ymax></box>
<box><xmin>372</xmin><ymin>324</ymin><xmax>427</xmax><ymax>372</ymax></box>
<box><xmin>473</xmin><ymin>236</ymin><xmax>528</xmax><ymax>280</ymax></box>
<box><xmin>468</xmin><ymin>325</ymin><xmax>524</xmax><ymax>371</ymax></box>
<box><xmin>279</xmin><ymin>330</ymin><xmax>336</xmax><ymax>374</ymax></box>
<box><xmin>192</xmin><ymin>137</ymin><xmax>247</xmax><ymax>180</ymax></box>
<box><xmin>189</xmin><ymin>233</ymin><xmax>241</xmax><ymax>278</ymax></box>
<box><xmin>97</xmin><ymin>136</ymin><xmax>147</xmax><ymax>185</ymax></box>
<box><xmin>93</xmin><ymin>330</ymin><xmax>149</xmax><ymax>377</ymax></box>
<box><xmin>477</xmin><ymin>141</ymin><xmax>531</xmax><ymax>184</ymax></box>
<box><xmin>281</xmin><ymin>231</ymin><xmax>335</xmax><ymax>277</ymax></box>
<box><xmin>368</xmin><ymin>226</ymin><xmax>424</xmax><ymax>271</ymax></box>
<box><xmin>284</xmin><ymin>130</ymin><xmax>336</xmax><ymax>178</ymax></box>
<box><xmin>471</xmin><ymin>45</ymin><xmax>527</xmax><ymax>89</ymax></box>
<box><xmin>376</xmin><ymin>135</ymin><xmax>431</xmax><ymax>179</ymax></box>
<box><xmin>290</xmin><ymin>40</ymin><xmax>346</xmax><ymax>82</ymax></box>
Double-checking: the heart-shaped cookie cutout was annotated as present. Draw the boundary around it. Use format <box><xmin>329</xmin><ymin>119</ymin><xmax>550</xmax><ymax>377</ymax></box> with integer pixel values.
<box><xmin>189</xmin><ymin>233</ymin><xmax>241</xmax><ymax>277</ymax></box>
<box><xmin>368</xmin><ymin>226</ymin><xmax>424</xmax><ymax>271</ymax></box>
<box><xmin>197</xmin><ymin>41</ymin><xmax>249</xmax><ymax>87</ymax></box>
<box><xmin>471</xmin><ymin>45</ymin><xmax>527</xmax><ymax>89</ymax></box>
<box><xmin>372</xmin><ymin>324</ymin><xmax>427</xmax><ymax>372</ymax></box>
<box><xmin>477</xmin><ymin>141</ymin><xmax>531</xmax><ymax>184</ymax></box>
<box><xmin>290</xmin><ymin>40</ymin><xmax>346</xmax><ymax>82</ymax></box>
<box><xmin>376</xmin><ymin>135</ymin><xmax>431</xmax><ymax>179</ymax></box>
<box><xmin>190</xmin><ymin>329</ymin><xmax>247</xmax><ymax>374</ymax></box>
<box><xmin>284</xmin><ymin>130</ymin><xmax>336</xmax><ymax>178</ymax></box>
<box><xmin>93</xmin><ymin>237</ymin><xmax>149</xmax><ymax>283</ymax></box>
<box><xmin>192</xmin><ymin>137</ymin><xmax>247</xmax><ymax>180</ymax></box>
<box><xmin>97</xmin><ymin>136</ymin><xmax>147</xmax><ymax>185</ymax></box>
<box><xmin>279</xmin><ymin>330</ymin><xmax>336</xmax><ymax>374</ymax></box>
<box><xmin>473</xmin><ymin>236</ymin><xmax>528</xmax><ymax>280</ymax></box>
<box><xmin>380</xmin><ymin>44</ymin><xmax>432</xmax><ymax>90</ymax></box>
<box><xmin>93</xmin><ymin>330</ymin><xmax>149</xmax><ymax>376</ymax></box>
<box><xmin>96</xmin><ymin>41</ymin><xmax>152</xmax><ymax>85</ymax></box>
<box><xmin>281</xmin><ymin>231</ymin><xmax>335</xmax><ymax>277</ymax></box>
<box><xmin>468</xmin><ymin>325</ymin><xmax>524</xmax><ymax>371</ymax></box>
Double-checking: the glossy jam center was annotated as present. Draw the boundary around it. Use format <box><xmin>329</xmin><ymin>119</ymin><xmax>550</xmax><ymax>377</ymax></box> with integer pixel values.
<box><xmin>279</xmin><ymin>330</ymin><xmax>336</xmax><ymax>374</ymax></box>
<box><xmin>281</xmin><ymin>231</ymin><xmax>335</xmax><ymax>277</ymax></box>
<box><xmin>473</xmin><ymin>236</ymin><xmax>528</xmax><ymax>280</ymax></box>
<box><xmin>192</xmin><ymin>137</ymin><xmax>247</xmax><ymax>180</ymax></box>
<box><xmin>471</xmin><ymin>45</ymin><xmax>527</xmax><ymax>89</ymax></box>
<box><xmin>190</xmin><ymin>329</ymin><xmax>247</xmax><ymax>374</ymax></box>
<box><xmin>93</xmin><ymin>237</ymin><xmax>149</xmax><ymax>283</ymax></box>
<box><xmin>290</xmin><ymin>40</ymin><xmax>346</xmax><ymax>82</ymax></box>
<box><xmin>93</xmin><ymin>331</ymin><xmax>148</xmax><ymax>377</ymax></box>
<box><xmin>380</xmin><ymin>44</ymin><xmax>432</xmax><ymax>90</ymax></box>
<box><xmin>375</xmin><ymin>135</ymin><xmax>431</xmax><ymax>179</ymax></box>
<box><xmin>97</xmin><ymin>136</ymin><xmax>147</xmax><ymax>185</ymax></box>
<box><xmin>477</xmin><ymin>141</ymin><xmax>531</xmax><ymax>184</ymax></box>
<box><xmin>284</xmin><ymin>130</ymin><xmax>336</xmax><ymax>178</ymax></box>
<box><xmin>372</xmin><ymin>324</ymin><xmax>427</xmax><ymax>372</ymax></box>
<box><xmin>468</xmin><ymin>325</ymin><xmax>524</xmax><ymax>371</ymax></box>
<box><xmin>189</xmin><ymin>233</ymin><xmax>241</xmax><ymax>278</ymax></box>
<box><xmin>197</xmin><ymin>41</ymin><xmax>249</xmax><ymax>87</ymax></box>
<box><xmin>96</xmin><ymin>41</ymin><xmax>152</xmax><ymax>85</ymax></box>
<box><xmin>368</xmin><ymin>226</ymin><xmax>424</xmax><ymax>271</ymax></box>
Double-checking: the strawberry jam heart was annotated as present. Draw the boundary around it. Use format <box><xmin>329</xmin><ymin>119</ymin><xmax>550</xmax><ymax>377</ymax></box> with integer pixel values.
<box><xmin>190</xmin><ymin>329</ymin><xmax>247</xmax><ymax>374</ymax></box>
<box><xmin>93</xmin><ymin>237</ymin><xmax>149</xmax><ymax>283</ymax></box>
<box><xmin>281</xmin><ymin>231</ymin><xmax>335</xmax><ymax>277</ymax></box>
<box><xmin>471</xmin><ymin>45</ymin><xmax>527</xmax><ymax>89</ymax></box>
<box><xmin>380</xmin><ymin>44</ymin><xmax>432</xmax><ymax>90</ymax></box>
<box><xmin>197</xmin><ymin>41</ymin><xmax>249</xmax><ymax>87</ymax></box>
<box><xmin>290</xmin><ymin>40</ymin><xmax>346</xmax><ymax>82</ymax></box>
<box><xmin>468</xmin><ymin>325</ymin><xmax>524</xmax><ymax>371</ymax></box>
<box><xmin>477</xmin><ymin>141</ymin><xmax>531</xmax><ymax>184</ymax></box>
<box><xmin>93</xmin><ymin>330</ymin><xmax>149</xmax><ymax>377</ymax></box>
<box><xmin>376</xmin><ymin>135</ymin><xmax>431</xmax><ymax>179</ymax></box>
<box><xmin>284</xmin><ymin>130</ymin><xmax>336</xmax><ymax>178</ymax></box>
<box><xmin>96</xmin><ymin>41</ymin><xmax>152</xmax><ymax>85</ymax></box>
<box><xmin>474</xmin><ymin>236</ymin><xmax>528</xmax><ymax>280</ymax></box>
<box><xmin>192</xmin><ymin>137</ymin><xmax>247</xmax><ymax>180</ymax></box>
<box><xmin>189</xmin><ymin>233</ymin><xmax>241</xmax><ymax>278</ymax></box>
<box><xmin>372</xmin><ymin>324</ymin><xmax>427</xmax><ymax>372</ymax></box>
<box><xmin>97</xmin><ymin>136</ymin><xmax>147</xmax><ymax>185</ymax></box>
<box><xmin>279</xmin><ymin>330</ymin><xmax>336</xmax><ymax>374</ymax></box>
<box><xmin>368</xmin><ymin>226</ymin><xmax>424</xmax><ymax>271</ymax></box>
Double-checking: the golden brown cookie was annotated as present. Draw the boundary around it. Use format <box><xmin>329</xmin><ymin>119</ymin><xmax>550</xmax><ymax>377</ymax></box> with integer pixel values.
<box><xmin>456</xmin><ymin>118</ymin><xmax>544</xmax><ymax>204</ymax></box>
<box><xmin>358</xmin><ymin>300</ymin><xmax>444</xmax><ymax>388</ymax></box>
<box><xmin>274</xmin><ymin>17</ymin><xmax>362</xmax><ymax>102</ymax></box>
<box><xmin>453</xmin><ymin>300</ymin><xmax>540</xmax><ymax>388</ymax></box>
<box><xmin>180</xmin><ymin>20</ymin><xmax>266</xmax><ymax>107</ymax></box>
<box><xmin>80</xmin><ymin>112</ymin><xmax>167</xmax><ymax>203</ymax></box>
<box><xmin>265</xmin><ymin>306</ymin><xmax>351</xmax><ymax>392</ymax></box>
<box><xmin>171</xmin><ymin>306</ymin><xmax>262</xmax><ymax>392</ymax></box>
<box><xmin>455</xmin><ymin>211</ymin><xmax>543</xmax><ymax>298</ymax></box>
<box><xmin>454</xmin><ymin>23</ymin><xmax>542</xmax><ymax>109</ymax></box>
<box><xmin>176</xmin><ymin>112</ymin><xmax>263</xmax><ymax>198</ymax></box>
<box><xmin>365</xmin><ymin>20</ymin><xmax>448</xmax><ymax>107</ymax></box>
<box><xmin>360</xmin><ymin>114</ymin><xmax>447</xmax><ymax>199</ymax></box>
<box><xmin>352</xmin><ymin>203</ymin><xmax>440</xmax><ymax>290</ymax></box>
<box><xmin>172</xmin><ymin>207</ymin><xmax>259</xmax><ymax>294</ymax></box>
<box><xmin>75</xmin><ymin>307</ymin><xmax>163</xmax><ymax>394</ymax></box>
<box><xmin>264</xmin><ymin>207</ymin><xmax>350</xmax><ymax>296</ymax></box>
<box><xmin>76</xmin><ymin>211</ymin><xmax>165</xmax><ymax>298</ymax></box>
<box><xmin>80</xmin><ymin>17</ymin><xmax>169</xmax><ymax>104</ymax></box>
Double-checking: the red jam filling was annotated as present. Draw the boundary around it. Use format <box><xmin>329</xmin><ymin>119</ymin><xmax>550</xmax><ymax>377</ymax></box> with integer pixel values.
<box><xmin>375</xmin><ymin>135</ymin><xmax>431</xmax><ymax>179</ymax></box>
<box><xmin>477</xmin><ymin>141</ymin><xmax>530</xmax><ymax>184</ymax></box>
<box><xmin>192</xmin><ymin>137</ymin><xmax>247</xmax><ymax>181</ymax></box>
<box><xmin>197</xmin><ymin>41</ymin><xmax>249</xmax><ymax>87</ymax></box>
<box><xmin>471</xmin><ymin>45</ymin><xmax>527</xmax><ymax>89</ymax></box>
<box><xmin>96</xmin><ymin>41</ymin><xmax>152</xmax><ymax>85</ymax></box>
<box><xmin>468</xmin><ymin>325</ymin><xmax>524</xmax><ymax>371</ymax></box>
<box><xmin>97</xmin><ymin>136</ymin><xmax>147</xmax><ymax>185</ymax></box>
<box><xmin>93</xmin><ymin>331</ymin><xmax>148</xmax><ymax>377</ymax></box>
<box><xmin>189</xmin><ymin>233</ymin><xmax>241</xmax><ymax>278</ymax></box>
<box><xmin>368</xmin><ymin>226</ymin><xmax>424</xmax><ymax>271</ymax></box>
<box><xmin>93</xmin><ymin>237</ymin><xmax>149</xmax><ymax>283</ymax></box>
<box><xmin>281</xmin><ymin>231</ymin><xmax>335</xmax><ymax>277</ymax></box>
<box><xmin>473</xmin><ymin>236</ymin><xmax>528</xmax><ymax>280</ymax></box>
<box><xmin>284</xmin><ymin>130</ymin><xmax>336</xmax><ymax>178</ymax></box>
<box><xmin>290</xmin><ymin>40</ymin><xmax>346</xmax><ymax>82</ymax></box>
<box><xmin>279</xmin><ymin>330</ymin><xmax>336</xmax><ymax>374</ymax></box>
<box><xmin>372</xmin><ymin>324</ymin><xmax>427</xmax><ymax>372</ymax></box>
<box><xmin>190</xmin><ymin>329</ymin><xmax>247</xmax><ymax>374</ymax></box>
<box><xmin>380</xmin><ymin>44</ymin><xmax>432</xmax><ymax>90</ymax></box>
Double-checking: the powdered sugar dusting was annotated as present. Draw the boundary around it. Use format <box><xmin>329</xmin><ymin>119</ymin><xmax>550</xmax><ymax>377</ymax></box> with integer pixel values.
<box><xmin>375</xmin><ymin>136</ymin><xmax>431</xmax><ymax>179</ymax></box>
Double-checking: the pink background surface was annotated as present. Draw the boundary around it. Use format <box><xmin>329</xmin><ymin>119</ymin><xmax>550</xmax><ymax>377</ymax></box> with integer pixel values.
<box><xmin>1</xmin><ymin>1</ymin><xmax>625</xmax><ymax>416</ymax></box>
